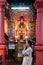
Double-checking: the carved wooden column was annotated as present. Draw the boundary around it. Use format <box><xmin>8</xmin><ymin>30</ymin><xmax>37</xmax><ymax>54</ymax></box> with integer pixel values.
<box><xmin>35</xmin><ymin>0</ymin><xmax>43</xmax><ymax>65</ymax></box>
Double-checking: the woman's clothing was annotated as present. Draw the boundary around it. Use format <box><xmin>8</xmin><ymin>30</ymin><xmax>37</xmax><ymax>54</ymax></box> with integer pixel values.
<box><xmin>22</xmin><ymin>47</ymin><xmax>33</xmax><ymax>65</ymax></box>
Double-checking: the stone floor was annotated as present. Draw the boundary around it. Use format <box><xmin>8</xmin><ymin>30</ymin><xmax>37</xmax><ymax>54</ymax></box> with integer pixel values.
<box><xmin>6</xmin><ymin>59</ymin><xmax>22</xmax><ymax>65</ymax></box>
<box><xmin>6</xmin><ymin>60</ymin><xmax>35</xmax><ymax>65</ymax></box>
<box><xmin>0</xmin><ymin>59</ymin><xmax>35</xmax><ymax>65</ymax></box>
<box><xmin>0</xmin><ymin>59</ymin><xmax>22</xmax><ymax>65</ymax></box>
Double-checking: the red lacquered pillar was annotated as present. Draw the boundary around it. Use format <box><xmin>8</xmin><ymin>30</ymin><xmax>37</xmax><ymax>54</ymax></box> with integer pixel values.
<box><xmin>0</xmin><ymin>0</ymin><xmax>6</xmax><ymax>65</ymax></box>
<box><xmin>0</xmin><ymin>0</ymin><xmax>5</xmax><ymax>44</ymax></box>
<box><xmin>35</xmin><ymin>0</ymin><xmax>43</xmax><ymax>65</ymax></box>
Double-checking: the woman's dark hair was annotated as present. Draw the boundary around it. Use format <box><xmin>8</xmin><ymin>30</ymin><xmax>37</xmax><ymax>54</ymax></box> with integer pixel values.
<box><xmin>28</xmin><ymin>40</ymin><xmax>32</xmax><ymax>47</ymax></box>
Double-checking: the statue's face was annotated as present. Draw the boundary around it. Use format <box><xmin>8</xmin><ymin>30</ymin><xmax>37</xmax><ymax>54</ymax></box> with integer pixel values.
<box><xmin>20</xmin><ymin>19</ymin><xmax>24</xmax><ymax>23</ymax></box>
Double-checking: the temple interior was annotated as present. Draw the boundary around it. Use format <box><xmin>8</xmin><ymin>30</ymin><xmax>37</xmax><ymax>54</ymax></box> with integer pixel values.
<box><xmin>0</xmin><ymin>0</ymin><xmax>36</xmax><ymax>65</ymax></box>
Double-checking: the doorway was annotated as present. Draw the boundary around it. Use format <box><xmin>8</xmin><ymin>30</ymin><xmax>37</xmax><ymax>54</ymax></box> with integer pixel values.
<box><xmin>4</xmin><ymin>1</ymin><xmax>36</xmax><ymax>65</ymax></box>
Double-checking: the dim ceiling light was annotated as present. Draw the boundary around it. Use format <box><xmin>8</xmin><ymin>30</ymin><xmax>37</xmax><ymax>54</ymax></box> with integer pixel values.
<box><xmin>11</xmin><ymin>7</ymin><xmax>30</xmax><ymax>10</ymax></box>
